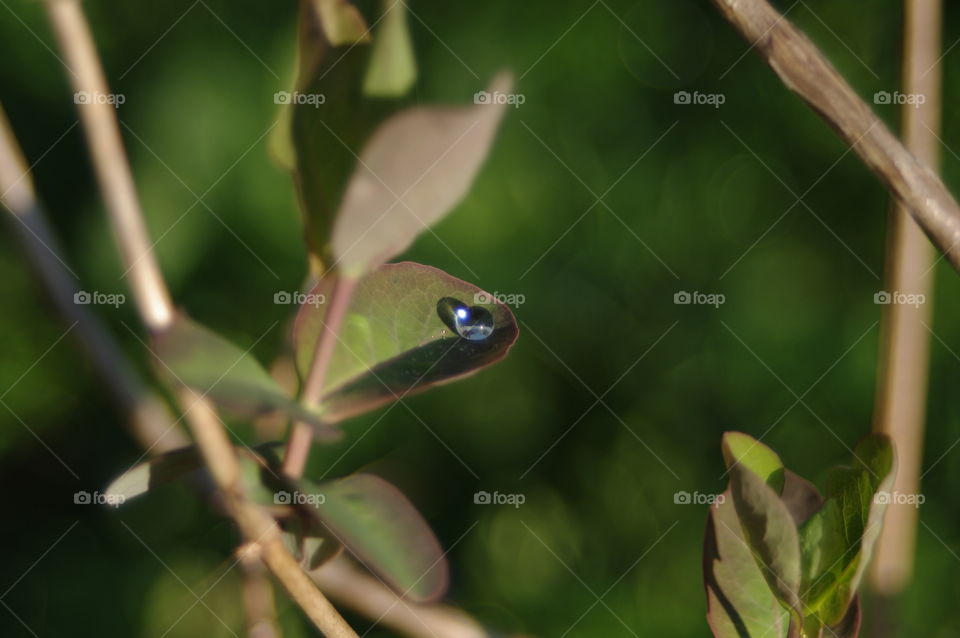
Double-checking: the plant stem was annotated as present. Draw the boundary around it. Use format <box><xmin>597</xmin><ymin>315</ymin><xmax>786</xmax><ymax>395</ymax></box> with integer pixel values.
<box><xmin>282</xmin><ymin>274</ymin><xmax>357</xmax><ymax>478</ymax></box>
<box><xmin>311</xmin><ymin>556</ymin><xmax>491</xmax><ymax>638</ymax></box>
<box><xmin>0</xmin><ymin>103</ymin><xmax>188</xmax><ymax>453</ymax></box>
<box><xmin>240</xmin><ymin>547</ymin><xmax>283</xmax><ymax>638</ymax></box>
<box><xmin>42</xmin><ymin>2</ymin><xmax>359</xmax><ymax>635</ymax></box>
<box><xmin>44</xmin><ymin>0</ymin><xmax>173</xmax><ymax>331</ymax></box>
<box><xmin>870</xmin><ymin>0</ymin><xmax>940</xmax><ymax>599</ymax></box>
<box><xmin>709</xmin><ymin>0</ymin><xmax>960</xmax><ymax>274</ymax></box>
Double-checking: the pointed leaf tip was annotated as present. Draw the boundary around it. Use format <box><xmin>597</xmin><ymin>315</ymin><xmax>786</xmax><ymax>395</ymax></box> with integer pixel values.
<box><xmin>363</xmin><ymin>0</ymin><xmax>417</xmax><ymax>97</ymax></box>
<box><xmin>721</xmin><ymin>431</ymin><xmax>785</xmax><ymax>494</ymax></box>
<box><xmin>331</xmin><ymin>73</ymin><xmax>513</xmax><ymax>276</ymax></box>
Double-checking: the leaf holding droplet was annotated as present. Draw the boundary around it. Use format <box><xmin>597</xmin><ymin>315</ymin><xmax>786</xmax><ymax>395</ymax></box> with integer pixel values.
<box><xmin>331</xmin><ymin>72</ymin><xmax>513</xmax><ymax>277</ymax></box>
<box><xmin>153</xmin><ymin>315</ymin><xmax>339</xmax><ymax>439</ymax></box>
<box><xmin>295</xmin><ymin>473</ymin><xmax>448</xmax><ymax>601</ymax></box>
<box><xmin>293</xmin><ymin>261</ymin><xmax>518</xmax><ymax>422</ymax></box>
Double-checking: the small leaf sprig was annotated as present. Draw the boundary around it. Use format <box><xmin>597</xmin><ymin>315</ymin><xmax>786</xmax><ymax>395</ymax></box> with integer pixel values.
<box><xmin>704</xmin><ymin>432</ymin><xmax>895</xmax><ymax>638</ymax></box>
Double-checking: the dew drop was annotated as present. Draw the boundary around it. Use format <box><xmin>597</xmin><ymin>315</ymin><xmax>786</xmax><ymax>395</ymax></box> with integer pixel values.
<box><xmin>436</xmin><ymin>297</ymin><xmax>495</xmax><ymax>341</ymax></box>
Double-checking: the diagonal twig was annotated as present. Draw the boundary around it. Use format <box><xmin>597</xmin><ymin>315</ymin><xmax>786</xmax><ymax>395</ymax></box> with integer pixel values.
<box><xmin>710</xmin><ymin>0</ymin><xmax>960</xmax><ymax>274</ymax></box>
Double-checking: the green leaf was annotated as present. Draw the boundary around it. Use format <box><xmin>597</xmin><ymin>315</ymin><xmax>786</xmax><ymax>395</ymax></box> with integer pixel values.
<box><xmin>798</xmin><ymin>434</ymin><xmax>894</xmax><ymax>626</ymax></box>
<box><xmin>705</xmin><ymin>490</ymin><xmax>790</xmax><ymax>638</ymax></box>
<box><xmin>705</xmin><ymin>471</ymin><xmax>822</xmax><ymax>638</ymax></box>
<box><xmin>278</xmin><ymin>511</ymin><xmax>345</xmax><ymax>569</ymax></box>
<box><xmin>330</xmin><ymin>72</ymin><xmax>513</xmax><ymax>277</ymax></box>
<box><xmin>276</xmin><ymin>0</ymin><xmax>402</xmax><ymax>268</ymax></box>
<box><xmin>363</xmin><ymin>0</ymin><xmax>417</xmax><ymax>97</ymax></box>
<box><xmin>780</xmin><ymin>471</ymin><xmax>823</xmax><ymax>526</ymax></box>
<box><xmin>799</xmin><ymin>594</ymin><xmax>863</xmax><ymax>638</ymax></box>
<box><xmin>304</xmin><ymin>533</ymin><xmax>345</xmax><ymax>570</ymax></box>
<box><xmin>105</xmin><ymin>443</ymin><xmax>283</xmax><ymax>504</ymax></box>
<box><xmin>722</xmin><ymin>431</ymin><xmax>785</xmax><ymax>494</ymax></box>
<box><xmin>105</xmin><ymin>445</ymin><xmax>207</xmax><ymax>502</ymax></box>
<box><xmin>725</xmin><ymin>455</ymin><xmax>803</xmax><ymax>619</ymax></box>
<box><xmin>310</xmin><ymin>0</ymin><xmax>370</xmax><ymax>45</ymax></box>
<box><xmin>153</xmin><ymin>315</ymin><xmax>339</xmax><ymax>439</ymax></box>
<box><xmin>293</xmin><ymin>262</ymin><xmax>518</xmax><ymax>422</ymax></box>
<box><xmin>270</xmin><ymin>0</ymin><xmax>370</xmax><ymax>172</ymax></box>
<box><xmin>829</xmin><ymin>595</ymin><xmax>862</xmax><ymax>638</ymax></box>
<box><xmin>297</xmin><ymin>473</ymin><xmax>448</xmax><ymax>601</ymax></box>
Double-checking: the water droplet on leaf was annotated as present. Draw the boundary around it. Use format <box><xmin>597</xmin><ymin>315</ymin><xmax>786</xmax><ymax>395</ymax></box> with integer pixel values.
<box><xmin>436</xmin><ymin>297</ymin><xmax>494</xmax><ymax>341</ymax></box>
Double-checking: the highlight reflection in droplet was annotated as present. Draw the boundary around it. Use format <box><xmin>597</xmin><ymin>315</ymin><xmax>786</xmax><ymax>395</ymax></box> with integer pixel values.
<box><xmin>436</xmin><ymin>297</ymin><xmax>494</xmax><ymax>341</ymax></box>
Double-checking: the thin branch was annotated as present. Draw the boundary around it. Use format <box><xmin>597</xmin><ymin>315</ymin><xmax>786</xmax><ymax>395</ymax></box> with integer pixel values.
<box><xmin>870</xmin><ymin>0</ymin><xmax>940</xmax><ymax>598</ymax></box>
<box><xmin>43</xmin><ymin>0</ymin><xmax>173</xmax><ymax>330</ymax></box>
<box><xmin>311</xmin><ymin>556</ymin><xmax>491</xmax><ymax>638</ymax></box>
<box><xmin>240</xmin><ymin>544</ymin><xmax>283</xmax><ymax>638</ymax></box>
<box><xmin>0</xmin><ymin>103</ymin><xmax>187</xmax><ymax>453</ymax></box>
<box><xmin>710</xmin><ymin>0</ymin><xmax>960</xmax><ymax>273</ymax></box>
<box><xmin>42</xmin><ymin>1</ymin><xmax>359</xmax><ymax>635</ymax></box>
<box><xmin>282</xmin><ymin>275</ymin><xmax>357</xmax><ymax>478</ymax></box>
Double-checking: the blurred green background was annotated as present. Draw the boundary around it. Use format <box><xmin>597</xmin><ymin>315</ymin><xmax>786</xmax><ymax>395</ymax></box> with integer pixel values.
<box><xmin>2</xmin><ymin>0</ymin><xmax>959</xmax><ymax>636</ymax></box>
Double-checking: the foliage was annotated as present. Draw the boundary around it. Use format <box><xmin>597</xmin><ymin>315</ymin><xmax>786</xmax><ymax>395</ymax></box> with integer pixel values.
<box><xmin>102</xmin><ymin>0</ymin><xmax>515</xmax><ymax>607</ymax></box>
<box><xmin>704</xmin><ymin>432</ymin><xmax>895</xmax><ymax>638</ymax></box>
